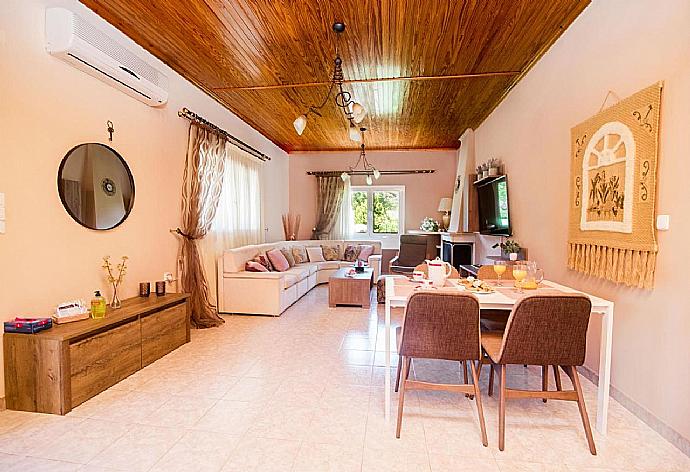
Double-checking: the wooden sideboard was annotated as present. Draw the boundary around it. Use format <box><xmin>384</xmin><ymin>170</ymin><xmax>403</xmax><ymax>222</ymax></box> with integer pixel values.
<box><xmin>3</xmin><ymin>293</ymin><xmax>190</xmax><ymax>415</ymax></box>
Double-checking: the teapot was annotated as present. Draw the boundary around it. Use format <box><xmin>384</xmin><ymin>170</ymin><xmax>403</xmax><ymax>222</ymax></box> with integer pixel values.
<box><xmin>425</xmin><ymin>257</ymin><xmax>453</xmax><ymax>287</ymax></box>
<box><xmin>521</xmin><ymin>261</ymin><xmax>544</xmax><ymax>290</ymax></box>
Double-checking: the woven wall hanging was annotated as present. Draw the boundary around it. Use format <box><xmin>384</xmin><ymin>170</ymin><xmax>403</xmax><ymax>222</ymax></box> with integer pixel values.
<box><xmin>568</xmin><ymin>82</ymin><xmax>662</xmax><ymax>289</ymax></box>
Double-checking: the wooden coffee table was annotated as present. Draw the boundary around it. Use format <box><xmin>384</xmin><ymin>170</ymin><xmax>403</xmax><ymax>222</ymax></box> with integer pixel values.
<box><xmin>328</xmin><ymin>268</ymin><xmax>374</xmax><ymax>308</ymax></box>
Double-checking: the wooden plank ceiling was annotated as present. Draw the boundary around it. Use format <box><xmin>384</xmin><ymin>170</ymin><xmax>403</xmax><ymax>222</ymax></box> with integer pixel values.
<box><xmin>80</xmin><ymin>0</ymin><xmax>590</xmax><ymax>151</ymax></box>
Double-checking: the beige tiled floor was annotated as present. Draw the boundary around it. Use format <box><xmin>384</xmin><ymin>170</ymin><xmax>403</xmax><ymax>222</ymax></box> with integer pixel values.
<box><xmin>1</xmin><ymin>286</ymin><xmax>688</xmax><ymax>471</ymax></box>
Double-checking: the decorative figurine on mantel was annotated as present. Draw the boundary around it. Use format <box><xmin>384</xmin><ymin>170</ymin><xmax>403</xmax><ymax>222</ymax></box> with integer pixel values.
<box><xmin>102</xmin><ymin>255</ymin><xmax>128</xmax><ymax>308</ymax></box>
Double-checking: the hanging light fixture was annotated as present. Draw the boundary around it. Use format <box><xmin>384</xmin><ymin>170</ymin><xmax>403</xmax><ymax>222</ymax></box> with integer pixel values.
<box><xmin>341</xmin><ymin>128</ymin><xmax>379</xmax><ymax>184</ymax></box>
<box><xmin>292</xmin><ymin>22</ymin><xmax>367</xmax><ymax>138</ymax></box>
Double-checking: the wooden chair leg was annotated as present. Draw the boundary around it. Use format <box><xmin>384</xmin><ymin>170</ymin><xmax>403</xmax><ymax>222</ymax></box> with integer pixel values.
<box><xmin>498</xmin><ymin>364</ymin><xmax>507</xmax><ymax>451</ymax></box>
<box><xmin>488</xmin><ymin>364</ymin><xmax>495</xmax><ymax>397</ymax></box>
<box><xmin>567</xmin><ymin>366</ymin><xmax>597</xmax><ymax>455</ymax></box>
<box><xmin>470</xmin><ymin>361</ymin><xmax>488</xmax><ymax>447</ymax></box>
<box><xmin>463</xmin><ymin>361</ymin><xmax>473</xmax><ymax>399</ymax></box>
<box><xmin>395</xmin><ymin>354</ymin><xmax>402</xmax><ymax>392</ymax></box>
<box><xmin>405</xmin><ymin>357</ymin><xmax>412</xmax><ymax>380</ymax></box>
<box><xmin>541</xmin><ymin>365</ymin><xmax>548</xmax><ymax>403</ymax></box>
<box><xmin>553</xmin><ymin>365</ymin><xmax>562</xmax><ymax>391</ymax></box>
<box><xmin>396</xmin><ymin>357</ymin><xmax>409</xmax><ymax>439</ymax></box>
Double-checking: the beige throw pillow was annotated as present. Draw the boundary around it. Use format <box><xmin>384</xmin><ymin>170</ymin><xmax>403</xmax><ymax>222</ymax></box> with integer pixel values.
<box><xmin>306</xmin><ymin>246</ymin><xmax>325</xmax><ymax>262</ymax></box>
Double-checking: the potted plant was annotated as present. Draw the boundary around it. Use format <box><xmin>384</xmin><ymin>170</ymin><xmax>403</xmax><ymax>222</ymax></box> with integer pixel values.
<box><xmin>488</xmin><ymin>158</ymin><xmax>500</xmax><ymax>176</ymax></box>
<box><xmin>475</xmin><ymin>165</ymin><xmax>483</xmax><ymax>181</ymax></box>
<box><xmin>492</xmin><ymin>239</ymin><xmax>521</xmax><ymax>261</ymax></box>
<box><xmin>481</xmin><ymin>163</ymin><xmax>489</xmax><ymax>179</ymax></box>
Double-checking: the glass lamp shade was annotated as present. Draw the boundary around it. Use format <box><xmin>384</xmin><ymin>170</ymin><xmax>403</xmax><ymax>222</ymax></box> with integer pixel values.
<box><xmin>366</xmin><ymin>174</ymin><xmax>373</xmax><ymax>185</ymax></box>
<box><xmin>351</xmin><ymin>102</ymin><xmax>366</xmax><ymax>124</ymax></box>
<box><xmin>293</xmin><ymin>115</ymin><xmax>307</xmax><ymax>135</ymax></box>
<box><xmin>340</xmin><ymin>172</ymin><xmax>350</xmax><ymax>182</ymax></box>
<box><xmin>373</xmin><ymin>168</ymin><xmax>381</xmax><ymax>180</ymax></box>
<box><xmin>349</xmin><ymin>123</ymin><xmax>361</xmax><ymax>142</ymax></box>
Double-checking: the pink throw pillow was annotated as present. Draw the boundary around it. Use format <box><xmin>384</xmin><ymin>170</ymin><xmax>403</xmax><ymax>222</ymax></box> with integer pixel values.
<box><xmin>245</xmin><ymin>261</ymin><xmax>268</xmax><ymax>272</ymax></box>
<box><xmin>357</xmin><ymin>244</ymin><xmax>374</xmax><ymax>261</ymax></box>
<box><xmin>267</xmin><ymin>248</ymin><xmax>290</xmax><ymax>272</ymax></box>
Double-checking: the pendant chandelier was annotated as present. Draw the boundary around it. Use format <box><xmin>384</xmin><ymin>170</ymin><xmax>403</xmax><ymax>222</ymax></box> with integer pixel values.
<box><xmin>293</xmin><ymin>22</ymin><xmax>367</xmax><ymax>141</ymax></box>
<box><xmin>341</xmin><ymin>128</ymin><xmax>380</xmax><ymax>185</ymax></box>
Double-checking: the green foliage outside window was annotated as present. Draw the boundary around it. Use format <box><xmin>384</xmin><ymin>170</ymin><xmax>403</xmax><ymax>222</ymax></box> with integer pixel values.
<box><xmin>373</xmin><ymin>191</ymin><xmax>399</xmax><ymax>233</ymax></box>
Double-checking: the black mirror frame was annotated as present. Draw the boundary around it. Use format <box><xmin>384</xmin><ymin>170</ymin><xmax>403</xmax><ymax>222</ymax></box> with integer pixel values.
<box><xmin>57</xmin><ymin>142</ymin><xmax>135</xmax><ymax>231</ymax></box>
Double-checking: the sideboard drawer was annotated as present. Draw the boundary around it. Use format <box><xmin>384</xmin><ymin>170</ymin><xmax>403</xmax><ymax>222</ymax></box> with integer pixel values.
<box><xmin>70</xmin><ymin>320</ymin><xmax>142</xmax><ymax>407</ymax></box>
<box><xmin>141</xmin><ymin>303</ymin><xmax>188</xmax><ymax>366</ymax></box>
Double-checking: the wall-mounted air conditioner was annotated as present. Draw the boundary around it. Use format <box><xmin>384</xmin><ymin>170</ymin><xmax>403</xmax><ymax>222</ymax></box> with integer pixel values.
<box><xmin>45</xmin><ymin>7</ymin><xmax>168</xmax><ymax>107</ymax></box>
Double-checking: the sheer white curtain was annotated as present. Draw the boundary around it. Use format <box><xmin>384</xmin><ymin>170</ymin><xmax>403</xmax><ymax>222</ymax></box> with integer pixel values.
<box><xmin>200</xmin><ymin>144</ymin><xmax>263</xmax><ymax>305</ymax></box>
<box><xmin>332</xmin><ymin>178</ymin><xmax>351</xmax><ymax>239</ymax></box>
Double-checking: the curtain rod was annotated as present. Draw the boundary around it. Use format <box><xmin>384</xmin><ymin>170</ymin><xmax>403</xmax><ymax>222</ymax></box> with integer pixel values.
<box><xmin>178</xmin><ymin>108</ymin><xmax>271</xmax><ymax>162</ymax></box>
<box><xmin>306</xmin><ymin>170</ymin><xmax>435</xmax><ymax>176</ymax></box>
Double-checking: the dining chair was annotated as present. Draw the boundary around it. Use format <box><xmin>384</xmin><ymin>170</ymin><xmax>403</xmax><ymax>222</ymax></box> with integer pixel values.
<box><xmin>394</xmin><ymin>291</ymin><xmax>488</xmax><ymax>446</ymax></box>
<box><xmin>480</xmin><ymin>294</ymin><xmax>596</xmax><ymax>454</ymax></box>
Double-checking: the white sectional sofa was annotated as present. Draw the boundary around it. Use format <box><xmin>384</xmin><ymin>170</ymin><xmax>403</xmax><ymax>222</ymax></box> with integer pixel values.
<box><xmin>218</xmin><ymin>239</ymin><xmax>382</xmax><ymax>316</ymax></box>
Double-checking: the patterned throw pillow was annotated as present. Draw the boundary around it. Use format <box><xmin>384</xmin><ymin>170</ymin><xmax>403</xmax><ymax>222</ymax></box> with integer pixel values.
<box><xmin>245</xmin><ymin>260</ymin><xmax>268</xmax><ymax>272</ymax></box>
<box><xmin>266</xmin><ymin>248</ymin><xmax>290</xmax><ymax>272</ymax></box>
<box><xmin>321</xmin><ymin>245</ymin><xmax>341</xmax><ymax>261</ymax></box>
<box><xmin>357</xmin><ymin>244</ymin><xmax>374</xmax><ymax>262</ymax></box>
<box><xmin>291</xmin><ymin>245</ymin><xmax>308</xmax><ymax>264</ymax></box>
<box><xmin>280</xmin><ymin>248</ymin><xmax>296</xmax><ymax>267</ymax></box>
<box><xmin>306</xmin><ymin>246</ymin><xmax>325</xmax><ymax>262</ymax></box>
<box><xmin>343</xmin><ymin>244</ymin><xmax>361</xmax><ymax>262</ymax></box>
<box><xmin>252</xmin><ymin>254</ymin><xmax>273</xmax><ymax>271</ymax></box>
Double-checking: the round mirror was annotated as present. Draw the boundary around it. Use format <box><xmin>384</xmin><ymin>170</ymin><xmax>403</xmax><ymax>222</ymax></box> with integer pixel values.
<box><xmin>57</xmin><ymin>143</ymin><xmax>135</xmax><ymax>230</ymax></box>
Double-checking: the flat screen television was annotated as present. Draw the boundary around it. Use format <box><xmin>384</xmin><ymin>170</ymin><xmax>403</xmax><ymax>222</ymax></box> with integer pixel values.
<box><xmin>477</xmin><ymin>175</ymin><xmax>511</xmax><ymax>236</ymax></box>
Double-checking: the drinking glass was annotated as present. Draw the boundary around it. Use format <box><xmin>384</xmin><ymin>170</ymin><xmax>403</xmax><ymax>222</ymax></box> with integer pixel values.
<box><xmin>512</xmin><ymin>263</ymin><xmax>528</xmax><ymax>293</ymax></box>
<box><xmin>493</xmin><ymin>260</ymin><xmax>507</xmax><ymax>286</ymax></box>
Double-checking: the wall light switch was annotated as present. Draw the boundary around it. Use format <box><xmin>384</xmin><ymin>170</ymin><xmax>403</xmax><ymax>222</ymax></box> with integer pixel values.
<box><xmin>656</xmin><ymin>215</ymin><xmax>670</xmax><ymax>231</ymax></box>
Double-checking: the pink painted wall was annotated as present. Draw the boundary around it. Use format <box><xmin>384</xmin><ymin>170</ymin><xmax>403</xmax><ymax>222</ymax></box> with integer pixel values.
<box><xmin>288</xmin><ymin>150</ymin><xmax>457</xmax><ymax>241</ymax></box>
<box><xmin>0</xmin><ymin>0</ymin><xmax>289</xmax><ymax>397</ymax></box>
<box><xmin>474</xmin><ymin>0</ymin><xmax>690</xmax><ymax>442</ymax></box>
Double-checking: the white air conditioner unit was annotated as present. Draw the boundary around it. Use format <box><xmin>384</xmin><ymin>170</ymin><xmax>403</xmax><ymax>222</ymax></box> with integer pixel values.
<box><xmin>45</xmin><ymin>7</ymin><xmax>168</xmax><ymax>107</ymax></box>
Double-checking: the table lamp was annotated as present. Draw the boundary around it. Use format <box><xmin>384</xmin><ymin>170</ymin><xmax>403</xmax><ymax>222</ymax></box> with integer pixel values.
<box><xmin>437</xmin><ymin>197</ymin><xmax>452</xmax><ymax>231</ymax></box>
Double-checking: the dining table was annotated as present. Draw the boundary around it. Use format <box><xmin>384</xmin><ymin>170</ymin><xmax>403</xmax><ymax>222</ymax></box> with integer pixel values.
<box><xmin>383</xmin><ymin>276</ymin><xmax>615</xmax><ymax>435</ymax></box>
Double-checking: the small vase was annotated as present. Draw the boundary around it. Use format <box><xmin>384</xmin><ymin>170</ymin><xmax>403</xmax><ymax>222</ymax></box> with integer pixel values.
<box><xmin>509</xmin><ymin>252</ymin><xmax>518</xmax><ymax>261</ymax></box>
<box><xmin>110</xmin><ymin>283</ymin><xmax>122</xmax><ymax>309</ymax></box>
<box><xmin>488</xmin><ymin>167</ymin><xmax>498</xmax><ymax>176</ymax></box>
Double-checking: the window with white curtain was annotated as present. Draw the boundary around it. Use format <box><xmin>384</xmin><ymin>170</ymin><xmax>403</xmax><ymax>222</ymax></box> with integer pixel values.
<box><xmin>200</xmin><ymin>144</ymin><xmax>263</xmax><ymax>305</ymax></box>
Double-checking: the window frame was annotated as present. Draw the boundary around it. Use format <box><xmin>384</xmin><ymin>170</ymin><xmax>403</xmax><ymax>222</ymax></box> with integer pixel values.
<box><xmin>349</xmin><ymin>185</ymin><xmax>405</xmax><ymax>249</ymax></box>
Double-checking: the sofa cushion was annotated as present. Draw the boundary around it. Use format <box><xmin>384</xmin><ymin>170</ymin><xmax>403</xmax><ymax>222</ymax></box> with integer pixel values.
<box><xmin>306</xmin><ymin>246</ymin><xmax>325</xmax><ymax>262</ymax></box>
<box><xmin>267</xmin><ymin>248</ymin><xmax>290</xmax><ymax>272</ymax></box>
<box><xmin>291</xmin><ymin>246</ymin><xmax>309</xmax><ymax>264</ymax></box>
<box><xmin>303</xmin><ymin>263</ymin><xmax>318</xmax><ymax>275</ymax></box>
<box><xmin>321</xmin><ymin>245</ymin><xmax>340</xmax><ymax>261</ymax></box>
<box><xmin>357</xmin><ymin>244</ymin><xmax>374</xmax><ymax>261</ymax></box>
<box><xmin>286</xmin><ymin>265</ymin><xmax>310</xmax><ymax>281</ymax></box>
<box><xmin>343</xmin><ymin>244</ymin><xmax>361</xmax><ymax>262</ymax></box>
<box><xmin>245</xmin><ymin>260</ymin><xmax>268</xmax><ymax>272</ymax></box>
<box><xmin>280</xmin><ymin>248</ymin><xmax>296</xmax><ymax>267</ymax></box>
<box><xmin>317</xmin><ymin>261</ymin><xmax>340</xmax><ymax>270</ymax></box>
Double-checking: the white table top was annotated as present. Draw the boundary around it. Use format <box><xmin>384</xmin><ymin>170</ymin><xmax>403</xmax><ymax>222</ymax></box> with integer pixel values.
<box><xmin>385</xmin><ymin>277</ymin><xmax>613</xmax><ymax>313</ymax></box>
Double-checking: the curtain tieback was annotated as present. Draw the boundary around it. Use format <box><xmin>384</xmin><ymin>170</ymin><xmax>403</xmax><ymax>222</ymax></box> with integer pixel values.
<box><xmin>174</xmin><ymin>228</ymin><xmax>200</xmax><ymax>240</ymax></box>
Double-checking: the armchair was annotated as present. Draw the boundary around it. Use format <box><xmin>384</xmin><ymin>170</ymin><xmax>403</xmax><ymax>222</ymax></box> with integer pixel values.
<box><xmin>389</xmin><ymin>234</ymin><xmax>439</xmax><ymax>274</ymax></box>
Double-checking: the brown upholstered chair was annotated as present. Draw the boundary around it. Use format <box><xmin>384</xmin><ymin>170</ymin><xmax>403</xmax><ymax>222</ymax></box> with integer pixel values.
<box><xmin>412</xmin><ymin>263</ymin><xmax>460</xmax><ymax>279</ymax></box>
<box><xmin>395</xmin><ymin>292</ymin><xmax>487</xmax><ymax>446</ymax></box>
<box><xmin>389</xmin><ymin>234</ymin><xmax>438</xmax><ymax>274</ymax></box>
<box><xmin>480</xmin><ymin>294</ymin><xmax>596</xmax><ymax>454</ymax></box>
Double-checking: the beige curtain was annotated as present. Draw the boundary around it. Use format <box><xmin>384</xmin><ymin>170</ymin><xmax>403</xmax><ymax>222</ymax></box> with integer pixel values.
<box><xmin>178</xmin><ymin>123</ymin><xmax>227</xmax><ymax>328</ymax></box>
<box><xmin>311</xmin><ymin>175</ymin><xmax>345</xmax><ymax>239</ymax></box>
<box><xmin>199</xmin><ymin>145</ymin><xmax>264</xmax><ymax>307</ymax></box>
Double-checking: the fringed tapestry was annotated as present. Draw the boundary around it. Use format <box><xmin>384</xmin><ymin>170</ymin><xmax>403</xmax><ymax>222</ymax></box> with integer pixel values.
<box><xmin>568</xmin><ymin>82</ymin><xmax>662</xmax><ymax>289</ymax></box>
